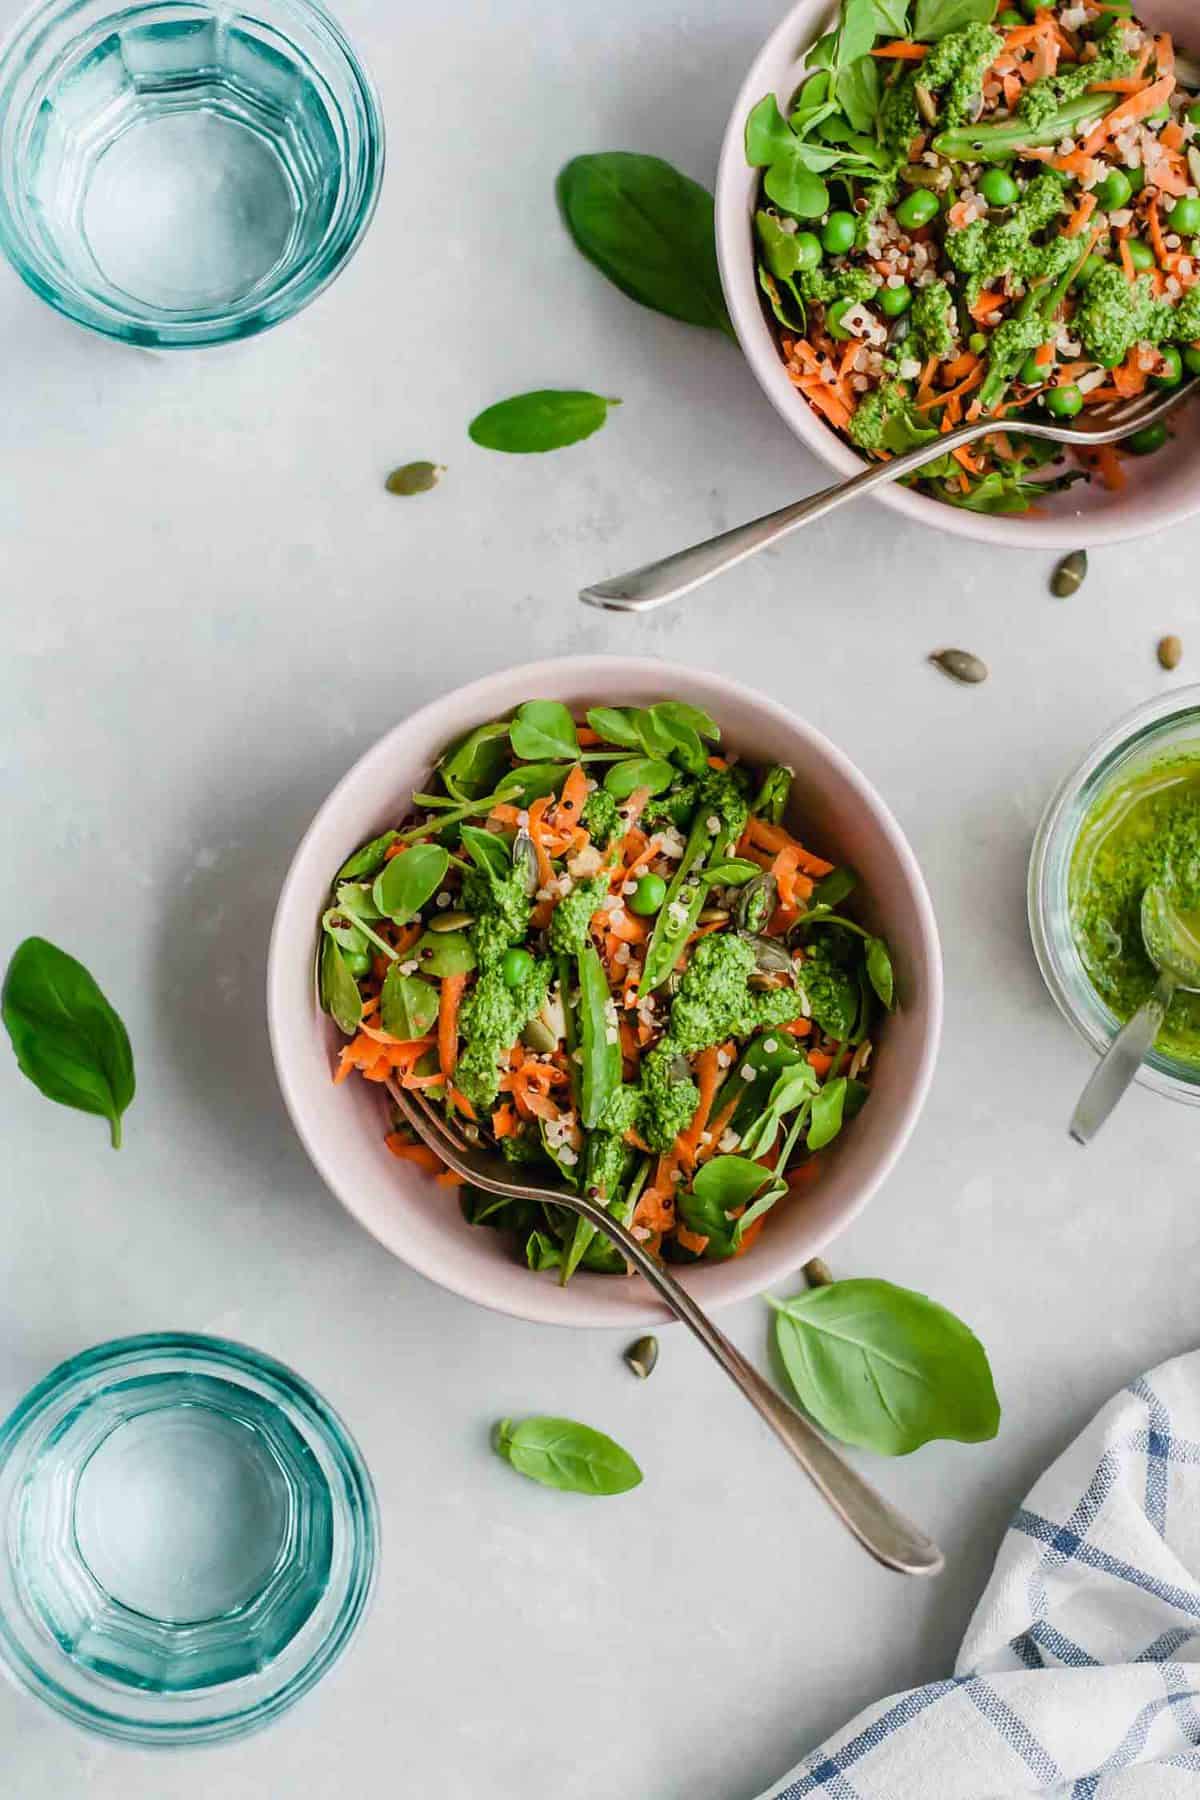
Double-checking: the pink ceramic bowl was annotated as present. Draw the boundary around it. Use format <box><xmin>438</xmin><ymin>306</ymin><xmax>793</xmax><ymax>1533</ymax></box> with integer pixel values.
<box><xmin>715</xmin><ymin>0</ymin><xmax>1200</xmax><ymax>550</ymax></box>
<box><xmin>267</xmin><ymin>657</ymin><xmax>942</xmax><ymax>1328</ymax></box>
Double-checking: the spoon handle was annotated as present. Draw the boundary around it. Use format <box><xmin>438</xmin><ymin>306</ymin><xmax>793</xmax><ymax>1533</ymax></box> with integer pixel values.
<box><xmin>1069</xmin><ymin>972</ymin><xmax>1175</xmax><ymax>1144</ymax></box>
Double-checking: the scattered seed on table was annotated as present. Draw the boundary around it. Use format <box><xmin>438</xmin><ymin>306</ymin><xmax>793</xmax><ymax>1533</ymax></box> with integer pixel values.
<box><xmin>624</xmin><ymin>1335</ymin><xmax>659</xmax><ymax>1380</ymax></box>
<box><xmin>1158</xmin><ymin>634</ymin><xmax>1183</xmax><ymax>671</ymax></box>
<box><xmin>929</xmin><ymin>649</ymin><xmax>988</xmax><ymax>685</ymax></box>
<box><xmin>385</xmin><ymin>461</ymin><xmax>443</xmax><ymax>496</ymax></box>
<box><xmin>1051</xmin><ymin>550</ymin><xmax>1087</xmax><ymax>598</ymax></box>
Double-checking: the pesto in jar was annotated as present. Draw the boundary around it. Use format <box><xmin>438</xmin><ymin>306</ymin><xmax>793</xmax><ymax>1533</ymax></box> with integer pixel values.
<box><xmin>1069</xmin><ymin>753</ymin><xmax>1200</xmax><ymax>1063</ymax></box>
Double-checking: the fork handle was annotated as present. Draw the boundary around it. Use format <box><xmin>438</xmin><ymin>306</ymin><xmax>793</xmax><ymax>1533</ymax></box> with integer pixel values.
<box><xmin>579</xmin><ymin>418</ymin><xmax>989</xmax><ymax>614</ymax></box>
<box><xmin>601</xmin><ymin>1220</ymin><xmax>943</xmax><ymax>1576</ymax></box>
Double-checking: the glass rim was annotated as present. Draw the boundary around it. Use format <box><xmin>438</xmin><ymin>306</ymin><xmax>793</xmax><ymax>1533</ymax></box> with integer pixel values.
<box><xmin>0</xmin><ymin>1331</ymin><xmax>379</xmax><ymax>1744</ymax></box>
<box><xmin>0</xmin><ymin>0</ymin><xmax>385</xmax><ymax>348</ymax></box>
<box><xmin>1028</xmin><ymin>683</ymin><xmax>1200</xmax><ymax>1106</ymax></box>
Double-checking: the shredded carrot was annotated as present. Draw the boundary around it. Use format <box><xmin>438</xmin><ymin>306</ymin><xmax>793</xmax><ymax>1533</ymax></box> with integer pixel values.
<box><xmin>438</xmin><ymin>972</ymin><xmax>466</xmax><ymax>1080</ymax></box>
<box><xmin>742</xmin><ymin>816</ymin><xmax>834</xmax><ymax>875</ymax></box>
<box><xmin>917</xmin><ymin>362</ymin><xmax>985</xmax><ymax>412</ymax></box>
<box><xmin>807</xmin><ymin>1050</ymin><xmax>835</xmax><ymax>1077</ymax></box>
<box><xmin>491</xmin><ymin>1104</ymin><xmax>518</xmax><ymax>1139</ymax></box>
<box><xmin>677</xmin><ymin>1047</ymin><xmax>723</xmax><ymax>1169</ymax></box>
<box><xmin>1161</xmin><ymin>120</ymin><xmax>1184</xmax><ymax>152</ymax></box>
<box><xmin>575</xmin><ymin>726</ymin><xmax>600</xmax><ymax>747</ymax></box>
<box><xmin>1065</xmin><ymin>191</ymin><xmax>1097</xmax><ymax>238</ymax></box>
<box><xmin>1082</xmin><ymin>74</ymin><xmax>1175</xmax><ymax>156</ymax></box>
<box><xmin>1147</xmin><ymin>198</ymin><xmax>1168</xmax><ymax>269</ymax></box>
<box><xmin>1155</xmin><ymin>31</ymin><xmax>1175</xmax><ymax>83</ymax></box>
<box><xmin>869</xmin><ymin>39</ymin><xmax>926</xmax><ymax>58</ymax></box>
<box><xmin>384</xmin><ymin>1136</ymin><xmax>442</xmax><ymax>1173</ymax></box>
<box><xmin>556</xmin><ymin>763</ymin><xmax>588</xmax><ymax>824</ymax></box>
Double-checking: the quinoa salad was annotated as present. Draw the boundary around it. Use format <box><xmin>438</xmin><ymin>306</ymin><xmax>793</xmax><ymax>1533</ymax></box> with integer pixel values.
<box><xmin>316</xmin><ymin>700</ymin><xmax>895</xmax><ymax>1281</ymax></box>
<box><xmin>746</xmin><ymin>0</ymin><xmax>1200</xmax><ymax>514</ymax></box>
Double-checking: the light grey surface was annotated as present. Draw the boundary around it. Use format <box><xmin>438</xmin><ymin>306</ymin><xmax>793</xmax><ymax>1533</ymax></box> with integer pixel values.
<box><xmin>2</xmin><ymin>0</ymin><xmax>1199</xmax><ymax>1794</ymax></box>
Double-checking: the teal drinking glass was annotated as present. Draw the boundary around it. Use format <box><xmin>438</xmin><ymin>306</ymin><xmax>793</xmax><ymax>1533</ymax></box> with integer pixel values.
<box><xmin>0</xmin><ymin>1333</ymin><xmax>378</xmax><ymax>1743</ymax></box>
<box><xmin>0</xmin><ymin>0</ymin><xmax>383</xmax><ymax>345</ymax></box>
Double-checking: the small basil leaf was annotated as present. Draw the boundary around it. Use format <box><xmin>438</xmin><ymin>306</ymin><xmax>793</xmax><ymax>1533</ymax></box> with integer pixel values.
<box><xmin>701</xmin><ymin>859</ymin><xmax>762</xmax><ymax>887</ymax></box>
<box><xmin>321</xmin><ymin>907</ymin><xmax>369</xmax><ymax>957</ymax></box>
<box><xmin>651</xmin><ymin>699</ymin><xmax>721</xmax><ymax>743</ymax></box>
<box><xmin>731</xmin><ymin>1178</ymin><xmax>788</xmax><ymax>1249</ymax></box>
<box><xmin>410</xmin><ymin>930</ymin><xmax>477</xmax><ymax>978</ymax></box>
<box><xmin>646</xmin><ymin>703</ymin><xmax>706</xmax><ymax>774</ymax></box>
<box><xmin>380</xmin><ymin>966</ymin><xmax>439</xmax><ymax>1040</ymax></box>
<box><xmin>439</xmin><ymin>720</ymin><xmax>512</xmax><ymax>801</ymax></box>
<box><xmin>333</xmin><ymin>881</ymin><xmax>382</xmax><ymax>924</ymax></box>
<box><xmin>764</xmin><ymin>160</ymin><xmax>830</xmax><ymax>219</ymax></box>
<box><xmin>336</xmin><ymin>830</ymin><xmax>399</xmax><ymax>882</ymax></box>
<box><xmin>866</xmin><ymin>936</ymin><xmax>896</xmax><ymax>1010</ymax></box>
<box><xmin>838</xmin><ymin>0</ymin><xmax>881</xmax><ymax>64</ymax></box>
<box><xmin>912</xmin><ymin>0</ymin><xmax>996</xmax><ymax>36</ymax></box>
<box><xmin>745</xmin><ymin>94</ymin><xmax>798</xmax><ymax>168</ymax></box>
<box><xmin>320</xmin><ymin>936</ymin><xmax>364</xmax><ymax>1038</ymax></box>
<box><xmin>585</xmin><ymin>706</ymin><xmax>642</xmax><ymax>749</ymax></box>
<box><xmin>807</xmin><ymin>1075</ymin><xmax>848</xmax><ymax>1151</ymax></box>
<box><xmin>557</xmin><ymin>153</ymin><xmax>733</xmax><ymax>337</ymax></box>
<box><xmin>494</xmin><ymin>763</ymin><xmax>570</xmax><ymax>806</ymax></box>
<box><xmin>510</xmin><ymin>701</ymin><xmax>579</xmax><ymax>763</ymax></box>
<box><xmin>604</xmin><ymin>757</ymin><xmax>675</xmax><ymax>800</ymax></box>
<box><xmin>469</xmin><ymin>390</ymin><xmax>618</xmax><ymax>455</ymax></box>
<box><xmin>493</xmin><ymin>1416</ymin><xmax>643</xmax><ymax>1495</ymax></box>
<box><xmin>692</xmin><ymin>1155</ymin><xmax>773</xmax><ymax>1212</ymax></box>
<box><xmin>769</xmin><ymin>1279</ymin><xmax>1001</xmax><ymax>1455</ymax></box>
<box><xmin>525</xmin><ymin>1230</ymin><xmax>564</xmax><ymax>1272</ymax></box>
<box><xmin>372</xmin><ymin>843</ymin><xmax>450</xmax><ymax>923</ymax></box>
<box><xmin>2</xmin><ymin>937</ymin><xmax>136</xmax><ymax>1148</ymax></box>
<box><xmin>837</xmin><ymin>54</ymin><xmax>881</xmax><ymax>135</ymax></box>
<box><xmin>460</xmin><ymin>824</ymin><xmax>511</xmax><ymax>878</ymax></box>
<box><xmin>811</xmin><ymin>867</ymin><xmax>857</xmax><ymax>909</ymax></box>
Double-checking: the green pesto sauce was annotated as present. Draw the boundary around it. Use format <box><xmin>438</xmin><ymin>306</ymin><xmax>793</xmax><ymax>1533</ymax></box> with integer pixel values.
<box><xmin>1069</xmin><ymin>753</ymin><xmax>1200</xmax><ymax>1062</ymax></box>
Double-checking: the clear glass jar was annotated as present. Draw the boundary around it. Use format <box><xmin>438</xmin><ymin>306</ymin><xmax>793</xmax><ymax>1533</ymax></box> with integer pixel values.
<box><xmin>0</xmin><ymin>1333</ymin><xmax>377</xmax><ymax>1743</ymax></box>
<box><xmin>0</xmin><ymin>0</ymin><xmax>383</xmax><ymax>346</ymax></box>
<box><xmin>1028</xmin><ymin>685</ymin><xmax>1200</xmax><ymax>1107</ymax></box>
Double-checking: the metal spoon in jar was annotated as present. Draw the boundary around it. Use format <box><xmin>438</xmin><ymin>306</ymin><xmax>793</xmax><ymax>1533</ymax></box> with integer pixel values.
<box><xmin>1069</xmin><ymin>882</ymin><xmax>1200</xmax><ymax>1144</ymax></box>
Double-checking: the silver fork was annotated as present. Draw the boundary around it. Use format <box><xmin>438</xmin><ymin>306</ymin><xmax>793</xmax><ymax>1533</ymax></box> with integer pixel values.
<box><xmin>580</xmin><ymin>381</ymin><xmax>1198</xmax><ymax>614</ymax></box>
<box><xmin>388</xmin><ymin>1079</ymin><xmax>944</xmax><ymax>1578</ymax></box>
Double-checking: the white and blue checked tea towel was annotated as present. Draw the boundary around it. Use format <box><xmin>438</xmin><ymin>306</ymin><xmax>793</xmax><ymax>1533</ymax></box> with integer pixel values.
<box><xmin>760</xmin><ymin>1351</ymin><xmax>1200</xmax><ymax>1798</ymax></box>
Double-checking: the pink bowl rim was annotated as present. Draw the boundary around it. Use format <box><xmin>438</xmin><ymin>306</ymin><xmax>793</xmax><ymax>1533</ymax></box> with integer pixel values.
<box><xmin>266</xmin><ymin>655</ymin><xmax>944</xmax><ymax>1328</ymax></box>
<box><xmin>714</xmin><ymin>0</ymin><xmax>1200</xmax><ymax>552</ymax></box>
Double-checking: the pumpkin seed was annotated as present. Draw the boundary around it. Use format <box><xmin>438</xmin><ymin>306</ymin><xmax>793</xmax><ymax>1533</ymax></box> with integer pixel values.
<box><xmin>1050</xmin><ymin>550</ymin><xmax>1087</xmax><ymax>598</ymax></box>
<box><xmin>914</xmin><ymin>82</ymin><xmax>938</xmax><ymax>127</ymax></box>
<box><xmin>742</xmin><ymin>932</ymin><xmax>795</xmax><ymax>975</ymax></box>
<box><xmin>512</xmin><ymin>830</ymin><xmax>540</xmax><ymax>895</ymax></box>
<box><xmin>429</xmin><ymin>909</ymin><xmax>474</xmax><ymax>932</ymax></box>
<box><xmin>522</xmin><ymin>1017</ymin><xmax>559</xmax><ymax>1054</ymax></box>
<box><xmin>624</xmin><ymin>1335</ymin><xmax>659</xmax><ymax>1380</ymax></box>
<box><xmin>697</xmin><ymin>907</ymin><xmax>730</xmax><ymax>926</ymax></box>
<box><xmin>736</xmin><ymin>872</ymin><xmax>777</xmax><ymax>933</ymax></box>
<box><xmin>929</xmin><ymin>648</ymin><xmax>988</xmax><ymax>685</ymax></box>
<box><xmin>385</xmin><ymin>460</ymin><xmax>443</xmax><ymax>496</ymax></box>
<box><xmin>803</xmin><ymin>1257</ymin><xmax>833</xmax><ymax>1289</ymax></box>
<box><xmin>1158</xmin><ymin>634</ymin><xmax>1183</xmax><ymax>671</ymax></box>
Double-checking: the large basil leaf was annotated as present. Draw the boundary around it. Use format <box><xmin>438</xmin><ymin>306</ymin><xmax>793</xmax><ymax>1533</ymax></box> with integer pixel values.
<box><xmin>586</xmin><ymin>706</ymin><xmax>642</xmax><ymax>749</ymax></box>
<box><xmin>510</xmin><ymin>701</ymin><xmax>579</xmax><ymax>763</ymax></box>
<box><xmin>439</xmin><ymin>720</ymin><xmax>512</xmax><ymax>801</ymax></box>
<box><xmin>604</xmin><ymin>756</ymin><xmax>675</xmax><ymax>800</ymax></box>
<box><xmin>372</xmin><ymin>843</ymin><xmax>450</xmax><ymax>922</ymax></box>
<box><xmin>469</xmin><ymin>390</ymin><xmax>618</xmax><ymax>454</ymax></box>
<box><xmin>493</xmin><ymin>1416</ymin><xmax>643</xmax><ymax>1495</ymax></box>
<box><xmin>769</xmin><ymin>1279</ymin><xmax>1000</xmax><ymax>1455</ymax></box>
<box><xmin>2</xmin><ymin>937</ymin><xmax>135</xmax><ymax>1148</ymax></box>
<box><xmin>557</xmin><ymin>153</ymin><xmax>733</xmax><ymax>337</ymax></box>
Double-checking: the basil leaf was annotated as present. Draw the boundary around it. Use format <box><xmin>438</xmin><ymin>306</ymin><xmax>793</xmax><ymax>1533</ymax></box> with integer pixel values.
<box><xmin>495</xmin><ymin>763</ymin><xmax>570</xmax><ymax>806</ymax></box>
<box><xmin>585</xmin><ymin>706</ymin><xmax>642</xmax><ymax>749</ymax></box>
<box><xmin>439</xmin><ymin>720</ymin><xmax>512</xmax><ymax>801</ymax></box>
<box><xmin>2</xmin><ymin>937</ymin><xmax>135</xmax><ymax>1148</ymax></box>
<box><xmin>765</xmin><ymin>160</ymin><xmax>830</xmax><ymax>218</ymax></box>
<box><xmin>731</xmin><ymin>1178</ymin><xmax>789</xmax><ymax>1249</ymax></box>
<box><xmin>557</xmin><ymin>153</ymin><xmax>733</xmax><ymax>337</ymax></box>
<box><xmin>759</xmin><ymin>266</ymin><xmax>808</xmax><ymax>332</ymax></box>
<box><xmin>493</xmin><ymin>1416</ymin><xmax>642</xmax><ymax>1495</ymax></box>
<box><xmin>321</xmin><ymin>906</ymin><xmax>369</xmax><ymax>957</ymax></box>
<box><xmin>769</xmin><ymin>1279</ymin><xmax>1001</xmax><ymax>1456</ymax></box>
<box><xmin>836</xmin><ymin>54</ymin><xmax>881</xmax><ymax>135</ymax></box>
<box><xmin>410</xmin><ymin>929</ymin><xmax>477</xmax><ymax>978</ymax></box>
<box><xmin>838</xmin><ymin>0</ymin><xmax>880</xmax><ymax>64</ymax></box>
<box><xmin>460</xmin><ymin>824</ymin><xmax>511</xmax><ymax>878</ymax></box>
<box><xmin>510</xmin><ymin>701</ymin><xmax>579</xmax><ymax>763</ymax></box>
<box><xmin>645</xmin><ymin>703</ymin><xmax>706</xmax><ymax>775</ymax></box>
<box><xmin>372</xmin><ymin>843</ymin><xmax>450</xmax><ymax>923</ymax></box>
<box><xmin>525</xmin><ymin>1231</ymin><xmax>564</xmax><ymax>1272</ymax></box>
<box><xmin>912</xmin><ymin>0</ymin><xmax>996</xmax><ymax>36</ymax></box>
<box><xmin>336</xmin><ymin>830</ymin><xmax>398</xmax><ymax>882</ymax></box>
<box><xmin>651</xmin><ymin>699</ymin><xmax>720</xmax><ymax>744</ymax></box>
<box><xmin>692</xmin><ymin>1155</ymin><xmax>773</xmax><ymax>1212</ymax></box>
<box><xmin>866</xmin><ymin>936</ymin><xmax>896</xmax><ymax>1010</ymax></box>
<box><xmin>739</xmin><ymin>1063</ymin><xmax>819</xmax><ymax>1158</ymax></box>
<box><xmin>872</xmin><ymin>0</ymin><xmax>910</xmax><ymax>31</ymax></box>
<box><xmin>469</xmin><ymin>390</ymin><xmax>619</xmax><ymax>455</ymax></box>
<box><xmin>746</xmin><ymin>93</ymin><xmax>798</xmax><ymax>167</ymax></box>
<box><xmin>676</xmin><ymin>1187</ymin><xmax>737</xmax><ymax>1259</ymax></box>
<box><xmin>334</xmin><ymin>880</ymin><xmax>382</xmax><ymax>924</ymax></box>
<box><xmin>380</xmin><ymin>966</ymin><xmax>438</xmax><ymax>1040</ymax></box>
<box><xmin>604</xmin><ymin>756</ymin><xmax>675</xmax><ymax>800</ymax></box>
<box><xmin>701</xmin><ymin>859</ymin><xmax>762</xmax><ymax>886</ymax></box>
<box><xmin>807</xmin><ymin>1075</ymin><xmax>848</xmax><ymax>1151</ymax></box>
<box><xmin>319</xmin><ymin>936</ymin><xmax>365</xmax><ymax>1039</ymax></box>
<box><xmin>811</xmin><ymin>867</ymin><xmax>857</xmax><ymax>909</ymax></box>
<box><xmin>577</xmin><ymin>943</ymin><xmax>620</xmax><ymax>1130</ymax></box>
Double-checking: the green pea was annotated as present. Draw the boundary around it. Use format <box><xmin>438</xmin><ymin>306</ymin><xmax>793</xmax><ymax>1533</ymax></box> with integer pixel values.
<box><xmin>825</xmin><ymin>298</ymin><xmax>857</xmax><ymax>340</ymax></box>
<box><xmin>1126</xmin><ymin>165</ymin><xmax>1146</xmax><ymax>194</ymax></box>
<box><xmin>501</xmin><ymin>946</ymin><xmax>534</xmax><ymax>988</ymax></box>
<box><xmin>1189</xmin><ymin>104</ymin><xmax>1200</xmax><ymax>131</ymax></box>
<box><xmin>1045</xmin><ymin>383</ymin><xmax>1083</xmax><ymax>418</ymax></box>
<box><xmin>1094</xmin><ymin>169</ymin><xmax>1132</xmax><ymax>211</ymax></box>
<box><xmin>793</xmin><ymin>231</ymin><xmax>823</xmax><ymax>271</ymax></box>
<box><xmin>1152</xmin><ymin>344</ymin><xmax>1184</xmax><ymax>388</ymax></box>
<box><xmin>895</xmin><ymin>188</ymin><xmax>939</xmax><ymax>230</ymax></box>
<box><xmin>996</xmin><ymin>6</ymin><xmax>1022</xmax><ymax>20</ymax></box>
<box><xmin>1020</xmin><ymin>351</ymin><xmax>1050</xmax><ymax>385</ymax></box>
<box><xmin>1183</xmin><ymin>345</ymin><xmax>1200</xmax><ymax>376</ymax></box>
<box><xmin>344</xmin><ymin>949</ymin><xmax>372</xmax><ymax>978</ymax></box>
<box><xmin>821</xmin><ymin>211</ymin><xmax>857</xmax><ymax>255</ymax></box>
<box><xmin>1125</xmin><ymin>239</ymin><xmax>1155</xmax><ymax>272</ymax></box>
<box><xmin>1019</xmin><ymin>0</ymin><xmax>1039</xmax><ymax>16</ymax></box>
<box><xmin>1125</xmin><ymin>421</ymin><xmax>1168</xmax><ymax>455</ymax></box>
<box><xmin>629</xmin><ymin>872</ymin><xmax>667</xmax><ymax>917</ymax></box>
<box><xmin>979</xmin><ymin>168</ymin><xmax>1019</xmax><ymax>208</ymax></box>
<box><xmin>879</xmin><ymin>282</ymin><xmax>912</xmax><ymax>317</ymax></box>
<box><xmin>1170</xmin><ymin>197</ymin><xmax>1200</xmax><ymax>236</ymax></box>
<box><xmin>1098</xmin><ymin>345</ymin><xmax>1127</xmax><ymax>368</ymax></box>
<box><xmin>968</xmin><ymin>331</ymin><xmax>988</xmax><ymax>354</ymax></box>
